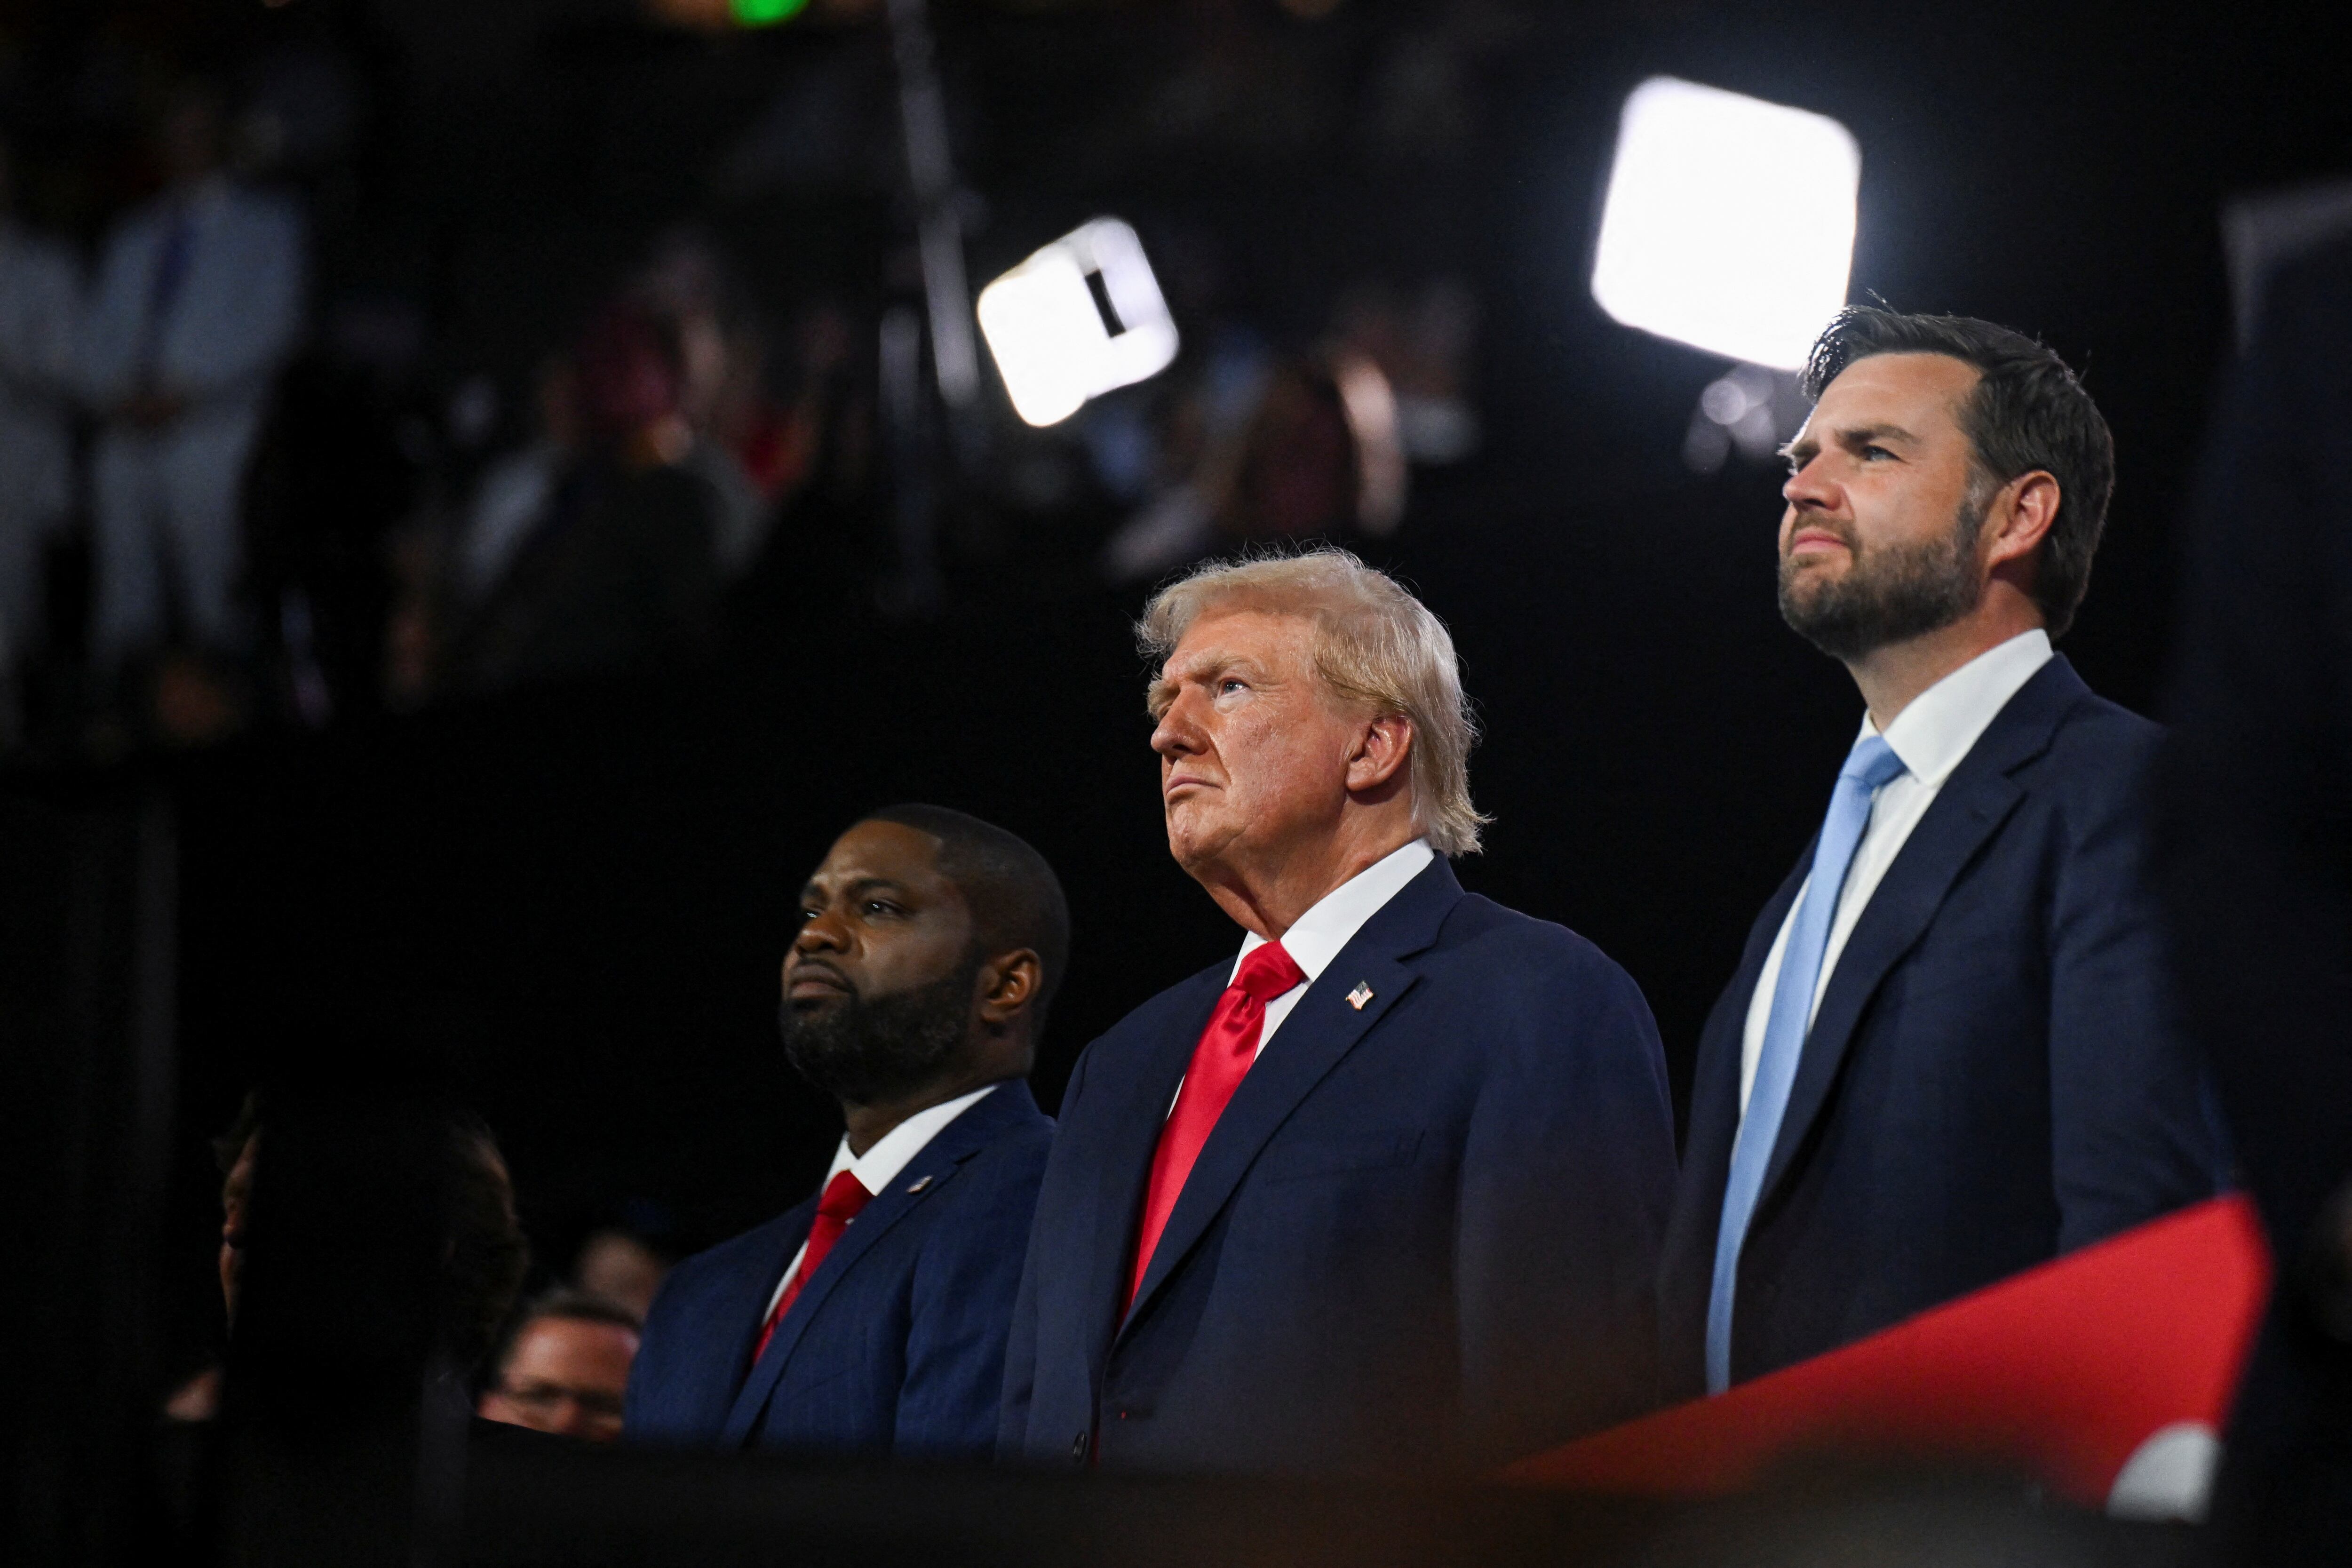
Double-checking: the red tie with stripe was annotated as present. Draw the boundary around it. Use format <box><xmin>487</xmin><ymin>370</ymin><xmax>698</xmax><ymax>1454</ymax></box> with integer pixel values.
<box><xmin>754</xmin><ymin>1170</ymin><xmax>871</xmax><ymax>1361</ymax></box>
<box><xmin>1127</xmin><ymin>940</ymin><xmax>1306</xmax><ymax>1307</ymax></box>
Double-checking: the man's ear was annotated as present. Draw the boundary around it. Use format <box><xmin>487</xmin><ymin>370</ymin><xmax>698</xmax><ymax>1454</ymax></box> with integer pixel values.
<box><xmin>1346</xmin><ymin>712</ymin><xmax>1414</xmax><ymax>796</ymax></box>
<box><xmin>975</xmin><ymin>949</ymin><xmax>1042</xmax><ymax>1029</ymax></box>
<box><xmin>1985</xmin><ymin>469</ymin><xmax>2061</xmax><ymax>568</ymax></box>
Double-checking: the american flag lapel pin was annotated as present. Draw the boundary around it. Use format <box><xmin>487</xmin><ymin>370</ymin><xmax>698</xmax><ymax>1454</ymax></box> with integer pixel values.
<box><xmin>906</xmin><ymin>1175</ymin><xmax>934</xmax><ymax>1194</ymax></box>
<box><xmin>1346</xmin><ymin>981</ymin><xmax>1375</xmax><ymax>1011</ymax></box>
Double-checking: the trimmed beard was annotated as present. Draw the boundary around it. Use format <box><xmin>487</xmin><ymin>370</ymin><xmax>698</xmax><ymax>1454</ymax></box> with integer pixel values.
<box><xmin>1778</xmin><ymin>482</ymin><xmax>1992</xmax><ymax>662</ymax></box>
<box><xmin>777</xmin><ymin>955</ymin><xmax>981</xmax><ymax>1106</ymax></box>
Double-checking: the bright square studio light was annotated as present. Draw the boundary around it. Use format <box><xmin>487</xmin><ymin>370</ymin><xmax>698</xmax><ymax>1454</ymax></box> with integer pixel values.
<box><xmin>977</xmin><ymin>218</ymin><xmax>1180</xmax><ymax>427</ymax></box>
<box><xmin>1590</xmin><ymin>77</ymin><xmax>1859</xmax><ymax>371</ymax></box>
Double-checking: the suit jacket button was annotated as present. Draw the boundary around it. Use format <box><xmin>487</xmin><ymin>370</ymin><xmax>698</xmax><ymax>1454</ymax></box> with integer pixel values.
<box><xmin>1071</xmin><ymin>1432</ymin><xmax>1088</xmax><ymax>1461</ymax></box>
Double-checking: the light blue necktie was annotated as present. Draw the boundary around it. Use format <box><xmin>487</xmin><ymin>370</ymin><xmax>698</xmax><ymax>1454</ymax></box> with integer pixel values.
<box><xmin>1706</xmin><ymin>733</ymin><xmax>1906</xmax><ymax>1394</ymax></box>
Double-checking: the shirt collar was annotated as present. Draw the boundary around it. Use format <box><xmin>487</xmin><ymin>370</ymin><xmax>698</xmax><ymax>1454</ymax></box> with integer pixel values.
<box><xmin>819</xmin><ymin>1081</ymin><xmax>1002</xmax><ymax>1197</ymax></box>
<box><xmin>1234</xmin><ymin>838</ymin><xmax>1436</xmax><ymax>984</ymax></box>
<box><xmin>1866</xmin><ymin>629</ymin><xmax>2054</xmax><ymax>789</ymax></box>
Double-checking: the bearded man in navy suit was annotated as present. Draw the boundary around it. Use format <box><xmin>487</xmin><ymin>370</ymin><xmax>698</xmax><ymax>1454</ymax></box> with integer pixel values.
<box><xmin>626</xmin><ymin>805</ymin><xmax>1064</xmax><ymax>1458</ymax></box>
<box><xmin>999</xmin><ymin>549</ymin><xmax>1677</xmax><ymax>1476</ymax></box>
<box><xmin>1659</xmin><ymin>309</ymin><xmax>2223</xmax><ymax>1402</ymax></box>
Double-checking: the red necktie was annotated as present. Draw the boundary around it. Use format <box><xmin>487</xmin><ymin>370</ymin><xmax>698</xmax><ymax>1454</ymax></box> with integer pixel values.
<box><xmin>753</xmin><ymin>1170</ymin><xmax>872</xmax><ymax>1361</ymax></box>
<box><xmin>1127</xmin><ymin>940</ymin><xmax>1306</xmax><ymax>1306</ymax></box>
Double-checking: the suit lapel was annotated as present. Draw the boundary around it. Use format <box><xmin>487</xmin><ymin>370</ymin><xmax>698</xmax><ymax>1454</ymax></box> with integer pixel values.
<box><xmin>697</xmin><ymin>1198</ymin><xmax>813</xmax><ymax>1434</ymax></box>
<box><xmin>718</xmin><ymin>1082</ymin><xmax>1038</xmax><ymax>1447</ymax></box>
<box><xmin>1082</xmin><ymin>969</ymin><xmax>1226</xmax><ymax>1363</ymax></box>
<box><xmin>1120</xmin><ymin>860</ymin><xmax>1463</xmax><ymax>1333</ymax></box>
<box><xmin>1756</xmin><ymin>657</ymin><xmax>2084</xmax><ymax>1210</ymax></box>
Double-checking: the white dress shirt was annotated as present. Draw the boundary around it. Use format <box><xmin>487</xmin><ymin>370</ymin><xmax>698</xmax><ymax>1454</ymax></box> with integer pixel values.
<box><xmin>761</xmin><ymin>1081</ymin><xmax>1002</xmax><ymax>1320</ymax></box>
<box><xmin>1738</xmin><ymin>630</ymin><xmax>2054</xmax><ymax>1114</ymax></box>
<box><xmin>79</xmin><ymin>174</ymin><xmax>305</xmax><ymax>413</ymax></box>
<box><xmin>1234</xmin><ymin>837</ymin><xmax>1436</xmax><ymax>1055</ymax></box>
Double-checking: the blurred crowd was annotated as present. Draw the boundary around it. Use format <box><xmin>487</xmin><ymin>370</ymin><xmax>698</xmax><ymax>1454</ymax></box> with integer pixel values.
<box><xmin>0</xmin><ymin>54</ymin><xmax>880</xmax><ymax>755</ymax></box>
<box><xmin>0</xmin><ymin>3</ymin><xmax>1491</xmax><ymax>764</ymax></box>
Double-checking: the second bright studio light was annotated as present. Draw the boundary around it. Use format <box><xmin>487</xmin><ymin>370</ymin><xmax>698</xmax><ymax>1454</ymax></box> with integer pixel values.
<box><xmin>1590</xmin><ymin>77</ymin><xmax>1859</xmax><ymax>372</ymax></box>
<box><xmin>978</xmin><ymin>218</ymin><xmax>1181</xmax><ymax>428</ymax></box>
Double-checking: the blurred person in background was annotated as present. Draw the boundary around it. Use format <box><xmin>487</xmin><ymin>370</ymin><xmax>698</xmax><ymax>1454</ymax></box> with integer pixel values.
<box><xmin>1002</xmin><ymin>551</ymin><xmax>1676</xmax><ymax>1474</ymax></box>
<box><xmin>443</xmin><ymin>299</ymin><xmax>721</xmax><ymax>697</ymax></box>
<box><xmin>0</xmin><ymin>130</ymin><xmax>81</xmax><ymax>742</ymax></box>
<box><xmin>1330</xmin><ymin>278</ymin><xmax>1482</xmax><ymax>468</ymax></box>
<box><xmin>1100</xmin><ymin>350</ymin><xmax>1386</xmax><ymax>585</ymax></box>
<box><xmin>572</xmin><ymin>1225</ymin><xmax>670</xmax><ymax>1322</ymax></box>
<box><xmin>636</xmin><ymin>230</ymin><xmax>774</xmax><ymax>579</ymax></box>
<box><xmin>183</xmin><ymin>1082</ymin><xmax>536</xmax><ymax>1563</ymax></box>
<box><xmin>449</xmin><ymin>358</ymin><xmax>584</xmax><ymax>615</ymax></box>
<box><xmin>167</xmin><ymin>1087</ymin><xmax>531</xmax><ymax>1430</ymax></box>
<box><xmin>632</xmin><ymin>236</ymin><xmax>848</xmax><ymax>589</ymax></box>
<box><xmin>1660</xmin><ymin>310</ymin><xmax>2221</xmax><ymax>1402</ymax></box>
<box><xmin>78</xmin><ymin>79</ymin><xmax>305</xmax><ymax>740</ymax></box>
<box><xmin>2159</xmin><ymin>235</ymin><xmax>2352</xmax><ymax>1565</ymax></box>
<box><xmin>477</xmin><ymin>1289</ymin><xmax>641</xmax><ymax>1443</ymax></box>
<box><xmin>240</xmin><ymin>332</ymin><xmax>426</xmax><ymax>733</ymax></box>
<box><xmin>711</xmin><ymin>306</ymin><xmax>840</xmax><ymax>529</ymax></box>
<box><xmin>627</xmin><ymin>805</ymin><xmax>1063</xmax><ymax>1460</ymax></box>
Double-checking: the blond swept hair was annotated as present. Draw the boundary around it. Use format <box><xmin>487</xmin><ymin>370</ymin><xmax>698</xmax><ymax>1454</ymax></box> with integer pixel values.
<box><xmin>1138</xmin><ymin>548</ymin><xmax>1488</xmax><ymax>856</ymax></box>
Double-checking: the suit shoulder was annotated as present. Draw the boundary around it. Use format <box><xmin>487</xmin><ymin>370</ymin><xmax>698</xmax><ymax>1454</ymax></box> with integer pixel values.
<box><xmin>1425</xmin><ymin>895</ymin><xmax>1664</xmax><ymax>1060</ymax></box>
<box><xmin>1054</xmin><ymin>962</ymin><xmax>1224</xmax><ymax>1117</ymax></box>
<box><xmin>956</xmin><ymin>1110</ymin><xmax>1056</xmax><ymax>1186</ymax></box>
<box><xmin>926</xmin><ymin>1126</ymin><xmax>1053</xmax><ymax>1244</ymax></box>
<box><xmin>1436</xmin><ymin>893</ymin><xmax>1646</xmax><ymax>998</ymax></box>
<box><xmin>2052</xmin><ymin>681</ymin><xmax>2162</xmax><ymax>748</ymax></box>
<box><xmin>1084</xmin><ymin>961</ymin><xmax>1227</xmax><ymax>1054</ymax></box>
<box><xmin>660</xmin><ymin>1207</ymin><xmax>803</xmax><ymax>1300</ymax></box>
<box><xmin>1122</xmin><ymin>958</ymin><xmax>1231</xmax><ymax>1019</ymax></box>
<box><xmin>2035</xmin><ymin>685</ymin><xmax>2164</xmax><ymax>795</ymax></box>
<box><xmin>1416</xmin><ymin>896</ymin><xmax>1668</xmax><ymax>1113</ymax></box>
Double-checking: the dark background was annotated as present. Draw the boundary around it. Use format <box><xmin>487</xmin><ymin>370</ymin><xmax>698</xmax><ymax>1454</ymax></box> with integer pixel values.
<box><xmin>5</xmin><ymin>0</ymin><xmax>2344</xmax><ymax>1382</ymax></box>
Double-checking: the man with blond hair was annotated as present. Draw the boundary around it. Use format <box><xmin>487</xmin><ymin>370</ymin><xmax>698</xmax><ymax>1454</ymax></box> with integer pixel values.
<box><xmin>999</xmin><ymin>548</ymin><xmax>1676</xmax><ymax>1475</ymax></box>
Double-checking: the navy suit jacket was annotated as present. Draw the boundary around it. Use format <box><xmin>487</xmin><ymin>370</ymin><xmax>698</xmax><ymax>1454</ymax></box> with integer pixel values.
<box><xmin>1660</xmin><ymin>656</ymin><xmax>2222</xmax><ymax>1400</ymax></box>
<box><xmin>624</xmin><ymin>1080</ymin><xmax>1052</xmax><ymax>1459</ymax></box>
<box><xmin>999</xmin><ymin>858</ymin><xmax>1678</xmax><ymax>1476</ymax></box>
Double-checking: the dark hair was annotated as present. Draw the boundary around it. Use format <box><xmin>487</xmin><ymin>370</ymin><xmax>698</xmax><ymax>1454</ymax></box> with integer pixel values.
<box><xmin>486</xmin><ymin>1287</ymin><xmax>642</xmax><ymax>1385</ymax></box>
<box><xmin>1801</xmin><ymin>307</ymin><xmax>2116</xmax><ymax>638</ymax></box>
<box><xmin>218</xmin><ymin>1088</ymin><xmax>530</xmax><ymax>1378</ymax></box>
<box><xmin>444</xmin><ymin>1115</ymin><xmax>532</xmax><ymax>1373</ymax></box>
<box><xmin>863</xmin><ymin>804</ymin><xmax>1072</xmax><ymax>1039</ymax></box>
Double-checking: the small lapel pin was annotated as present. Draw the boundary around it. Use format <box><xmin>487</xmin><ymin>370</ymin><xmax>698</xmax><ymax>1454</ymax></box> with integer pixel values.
<box><xmin>1346</xmin><ymin>981</ymin><xmax>1375</xmax><ymax>1011</ymax></box>
<box><xmin>905</xmin><ymin>1174</ymin><xmax>934</xmax><ymax>1194</ymax></box>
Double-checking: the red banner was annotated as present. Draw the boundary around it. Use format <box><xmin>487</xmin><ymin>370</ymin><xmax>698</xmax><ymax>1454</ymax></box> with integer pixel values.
<box><xmin>1511</xmin><ymin>1196</ymin><xmax>2272</xmax><ymax>1513</ymax></box>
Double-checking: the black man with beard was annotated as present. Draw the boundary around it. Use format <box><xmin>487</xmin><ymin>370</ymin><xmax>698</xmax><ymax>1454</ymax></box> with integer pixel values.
<box><xmin>1659</xmin><ymin>309</ymin><xmax>2222</xmax><ymax>1401</ymax></box>
<box><xmin>625</xmin><ymin>805</ymin><xmax>1065</xmax><ymax>1458</ymax></box>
